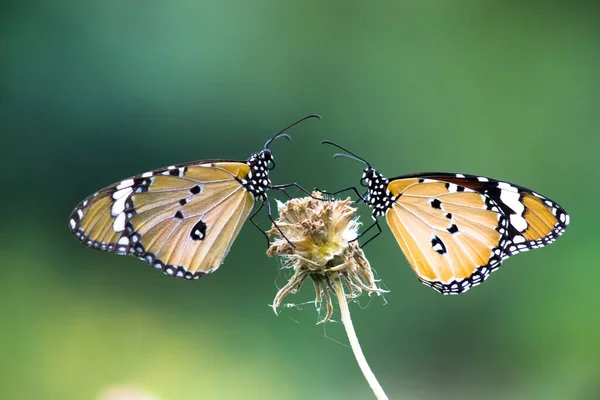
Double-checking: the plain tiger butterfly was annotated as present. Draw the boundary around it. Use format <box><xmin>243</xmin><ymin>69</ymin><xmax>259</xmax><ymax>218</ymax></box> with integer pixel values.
<box><xmin>320</xmin><ymin>141</ymin><xmax>569</xmax><ymax>295</ymax></box>
<box><xmin>68</xmin><ymin>115</ymin><xmax>320</xmax><ymax>280</ymax></box>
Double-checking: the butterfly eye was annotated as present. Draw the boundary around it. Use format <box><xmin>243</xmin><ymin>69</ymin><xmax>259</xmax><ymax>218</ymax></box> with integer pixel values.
<box><xmin>361</xmin><ymin>169</ymin><xmax>375</xmax><ymax>187</ymax></box>
<box><xmin>260</xmin><ymin>149</ymin><xmax>276</xmax><ymax>170</ymax></box>
<box><xmin>262</xmin><ymin>149</ymin><xmax>272</xmax><ymax>160</ymax></box>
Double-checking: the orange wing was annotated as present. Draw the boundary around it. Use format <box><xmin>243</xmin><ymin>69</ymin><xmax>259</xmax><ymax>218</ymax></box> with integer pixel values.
<box><xmin>385</xmin><ymin>173</ymin><xmax>568</xmax><ymax>294</ymax></box>
<box><xmin>69</xmin><ymin>162</ymin><xmax>255</xmax><ymax>279</ymax></box>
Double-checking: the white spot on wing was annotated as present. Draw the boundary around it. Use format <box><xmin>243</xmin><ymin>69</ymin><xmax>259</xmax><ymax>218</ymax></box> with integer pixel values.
<box><xmin>112</xmin><ymin>187</ymin><xmax>133</xmax><ymax>200</ymax></box>
<box><xmin>116</xmin><ymin>179</ymin><xmax>134</xmax><ymax>190</ymax></box>
<box><xmin>113</xmin><ymin>213</ymin><xmax>126</xmax><ymax>232</ymax></box>
<box><xmin>69</xmin><ymin>219</ymin><xmax>76</xmax><ymax>229</ymax></box>
<box><xmin>111</xmin><ymin>188</ymin><xmax>132</xmax><ymax>215</ymax></box>
<box><xmin>497</xmin><ymin>181</ymin><xmax>518</xmax><ymax>192</ymax></box>
<box><xmin>500</xmin><ymin>190</ymin><xmax>525</xmax><ymax>215</ymax></box>
<box><xmin>77</xmin><ymin>209</ymin><xmax>84</xmax><ymax>218</ymax></box>
<box><xmin>477</xmin><ymin>177</ymin><xmax>489</xmax><ymax>182</ymax></box>
<box><xmin>142</xmin><ymin>172</ymin><xmax>153</xmax><ymax>178</ymax></box>
<box><xmin>117</xmin><ymin>236</ymin><xmax>130</xmax><ymax>245</ymax></box>
<box><xmin>510</xmin><ymin>214</ymin><xmax>528</xmax><ymax>232</ymax></box>
<box><xmin>513</xmin><ymin>235</ymin><xmax>526</xmax><ymax>244</ymax></box>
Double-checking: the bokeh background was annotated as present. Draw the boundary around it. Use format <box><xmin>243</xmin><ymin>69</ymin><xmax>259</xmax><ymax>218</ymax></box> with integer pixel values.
<box><xmin>2</xmin><ymin>1</ymin><xmax>599</xmax><ymax>399</ymax></box>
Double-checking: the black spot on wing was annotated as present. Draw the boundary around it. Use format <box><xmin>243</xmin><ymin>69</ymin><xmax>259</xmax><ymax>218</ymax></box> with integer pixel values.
<box><xmin>431</xmin><ymin>235</ymin><xmax>447</xmax><ymax>254</ymax></box>
<box><xmin>191</xmin><ymin>220</ymin><xmax>207</xmax><ymax>240</ymax></box>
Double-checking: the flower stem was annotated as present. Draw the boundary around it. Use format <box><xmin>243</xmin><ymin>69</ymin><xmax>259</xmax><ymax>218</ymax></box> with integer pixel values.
<box><xmin>333</xmin><ymin>278</ymin><xmax>389</xmax><ymax>400</ymax></box>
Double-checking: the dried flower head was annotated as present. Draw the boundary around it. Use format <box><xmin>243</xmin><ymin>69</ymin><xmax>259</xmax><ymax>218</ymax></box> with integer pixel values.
<box><xmin>267</xmin><ymin>193</ymin><xmax>385</xmax><ymax>324</ymax></box>
<box><xmin>267</xmin><ymin>192</ymin><xmax>391</xmax><ymax>399</ymax></box>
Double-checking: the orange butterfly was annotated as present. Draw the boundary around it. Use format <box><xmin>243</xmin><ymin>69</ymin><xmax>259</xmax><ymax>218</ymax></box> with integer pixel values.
<box><xmin>321</xmin><ymin>141</ymin><xmax>569</xmax><ymax>294</ymax></box>
<box><xmin>68</xmin><ymin>115</ymin><xmax>320</xmax><ymax>280</ymax></box>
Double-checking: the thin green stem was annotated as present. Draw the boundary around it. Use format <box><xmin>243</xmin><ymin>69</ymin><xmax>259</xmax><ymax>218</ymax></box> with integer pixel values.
<box><xmin>333</xmin><ymin>278</ymin><xmax>389</xmax><ymax>400</ymax></box>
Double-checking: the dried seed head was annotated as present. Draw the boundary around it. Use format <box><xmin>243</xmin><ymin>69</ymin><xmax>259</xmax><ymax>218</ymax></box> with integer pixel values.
<box><xmin>267</xmin><ymin>193</ymin><xmax>385</xmax><ymax>324</ymax></box>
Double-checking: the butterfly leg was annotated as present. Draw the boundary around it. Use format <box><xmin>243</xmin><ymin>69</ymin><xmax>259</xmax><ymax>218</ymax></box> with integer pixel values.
<box><xmin>264</xmin><ymin>196</ymin><xmax>297</xmax><ymax>248</ymax></box>
<box><xmin>354</xmin><ymin>219</ymin><xmax>382</xmax><ymax>248</ymax></box>
<box><xmin>271</xmin><ymin>182</ymin><xmax>315</xmax><ymax>199</ymax></box>
<box><xmin>314</xmin><ymin>186</ymin><xmax>366</xmax><ymax>203</ymax></box>
<box><xmin>250</xmin><ymin>195</ymin><xmax>300</xmax><ymax>249</ymax></box>
<box><xmin>249</xmin><ymin>202</ymin><xmax>271</xmax><ymax>248</ymax></box>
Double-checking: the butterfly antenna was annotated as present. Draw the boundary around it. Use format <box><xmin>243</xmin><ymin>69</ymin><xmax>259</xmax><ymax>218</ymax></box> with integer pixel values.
<box><xmin>264</xmin><ymin>114</ymin><xmax>321</xmax><ymax>149</ymax></box>
<box><xmin>321</xmin><ymin>140</ymin><xmax>371</xmax><ymax>168</ymax></box>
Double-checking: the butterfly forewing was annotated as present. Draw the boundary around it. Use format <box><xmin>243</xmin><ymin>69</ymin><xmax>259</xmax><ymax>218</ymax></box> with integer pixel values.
<box><xmin>398</xmin><ymin>173</ymin><xmax>569</xmax><ymax>249</ymax></box>
<box><xmin>69</xmin><ymin>161</ymin><xmax>255</xmax><ymax>280</ymax></box>
<box><xmin>385</xmin><ymin>174</ymin><xmax>568</xmax><ymax>294</ymax></box>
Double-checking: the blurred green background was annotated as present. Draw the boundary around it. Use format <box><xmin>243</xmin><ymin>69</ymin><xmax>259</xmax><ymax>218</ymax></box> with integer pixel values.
<box><xmin>2</xmin><ymin>1</ymin><xmax>599</xmax><ymax>399</ymax></box>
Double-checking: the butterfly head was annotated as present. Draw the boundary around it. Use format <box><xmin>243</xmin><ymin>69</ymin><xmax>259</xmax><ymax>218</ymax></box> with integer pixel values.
<box><xmin>360</xmin><ymin>167</ymin><xmax>376</xmax><ymax>186</ymax></box>
<box><xmin>322</xmin><ymin>140</ymin><xmax>395</xmax><ymax>216</ymax></box>
<box><xmin>260</xmin><ymin>148</ymin><xmax>274</xmax><ymax>166</ymax></box>
<box><xmin>243</xmin><ymin>114</ymin><xmax>320</xmax><ymax>201</ymax></box>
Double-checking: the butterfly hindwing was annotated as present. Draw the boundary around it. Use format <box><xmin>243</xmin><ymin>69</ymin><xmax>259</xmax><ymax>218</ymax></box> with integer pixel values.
<box><xmin>385</xmin><ymin>173</ymin><xmax>569</xmax><ymax>294</ymax></box>
<box><xmin>69</xmin><ymin>161</ymin><xmax>255</xmax><ymax>279</ymax></box>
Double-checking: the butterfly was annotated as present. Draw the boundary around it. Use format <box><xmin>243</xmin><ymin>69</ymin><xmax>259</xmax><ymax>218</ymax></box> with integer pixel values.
<box><xmin>320</xmin><ymin>141</ymin><xmax>569</xmax><ymax>294</ymax></box>
<box><xmin>68</xmin><ymin>115</ymin><xmax>320</xmax><ymax>280</ymax></box>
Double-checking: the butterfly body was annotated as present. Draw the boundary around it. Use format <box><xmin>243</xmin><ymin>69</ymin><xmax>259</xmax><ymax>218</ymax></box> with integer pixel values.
<box><xmin>69</xmin><ymin>115</ymin><xmax>320</xmax><ymax>281</ymax></box>
<box><xmin>361</xmin><ymin>168</ymin><xmax>394</xmax><ymax>216</ymax></box>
